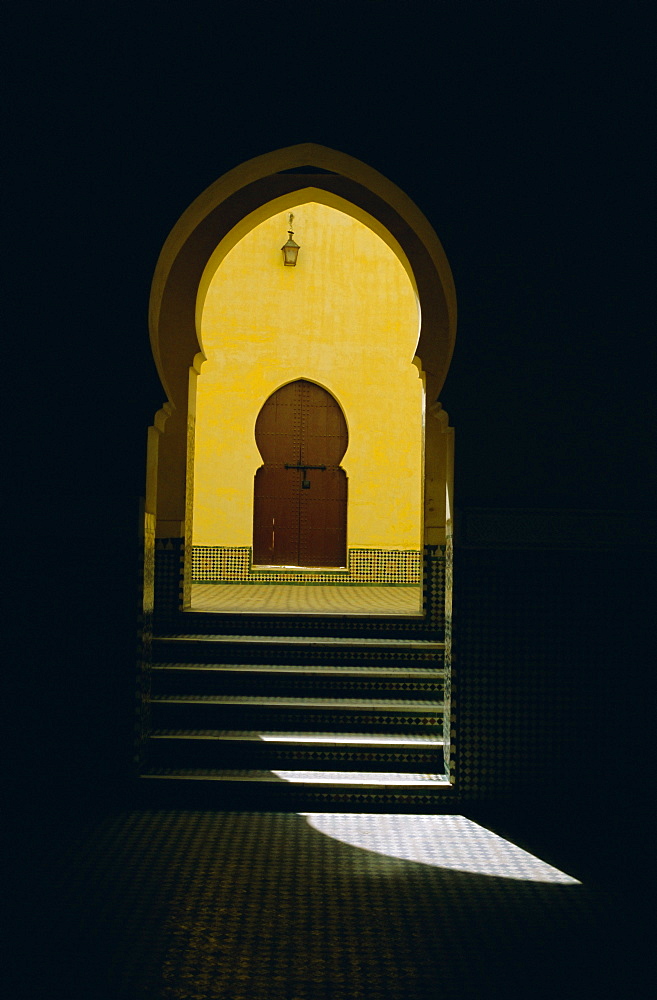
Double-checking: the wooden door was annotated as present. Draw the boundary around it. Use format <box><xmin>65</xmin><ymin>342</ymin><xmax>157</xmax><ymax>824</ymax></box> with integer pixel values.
<box><xmin>253</xmin><ymin>380</ymin><xmax>348</xmax><ymax>566</ymax></box>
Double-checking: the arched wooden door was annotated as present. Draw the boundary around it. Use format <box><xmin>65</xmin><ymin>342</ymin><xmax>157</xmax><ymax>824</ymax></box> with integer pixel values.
<box><xmin>253</xmin><ymin>380</ymin><xmax>348</xmax><ymax>567</ymax></box>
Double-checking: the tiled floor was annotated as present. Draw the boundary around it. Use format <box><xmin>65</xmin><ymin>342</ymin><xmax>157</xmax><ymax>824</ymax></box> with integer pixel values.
<box><xmin>190</xmin><ymin>583</ymin><xmax>423</xmax><ymax>616</ymax></box>
<box><xmin>8</xmin><ymin>808</ymin><xmax>636</xmax><ymax>1000</ymax></box>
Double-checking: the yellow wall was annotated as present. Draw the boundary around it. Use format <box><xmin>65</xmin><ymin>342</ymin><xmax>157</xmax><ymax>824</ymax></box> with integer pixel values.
<box><xmin>193</xmin><ymin>202</ymin><xmax>423</xmax><ymax>550</ymax></box>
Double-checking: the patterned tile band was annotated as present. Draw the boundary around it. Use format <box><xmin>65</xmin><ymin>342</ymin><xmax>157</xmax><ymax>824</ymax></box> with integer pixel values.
<box><xmin>191</xmin><ymin>546</ymin><xmax>422</xmax><ymax>585</ymax></box>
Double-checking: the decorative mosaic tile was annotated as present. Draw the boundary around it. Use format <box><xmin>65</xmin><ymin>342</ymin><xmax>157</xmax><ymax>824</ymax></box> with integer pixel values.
<box><xmin>191</xmin><ymin>546</ymin><xmax>422</xmax><ymax>584</ymax></box>
<box><xmin>28</xmin><ymin>810</ymin><xmax>619</xmax><ymax>1000</ymax></box>
<box><xmin>135</xmin><ymin>510</ymin><xmax>156</xmax><ymax>766</ymax></box>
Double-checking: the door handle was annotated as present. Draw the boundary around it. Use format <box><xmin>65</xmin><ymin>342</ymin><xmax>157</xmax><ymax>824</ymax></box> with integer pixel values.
<box><xmin>284</xmin><ymin>464</ymin><xmax>327</xmax><ymax>471</ymax></box>
<box><xmin>284</xmin><ymin>463</ymin><xmax>326</xmax><ymax>490</ymax></box>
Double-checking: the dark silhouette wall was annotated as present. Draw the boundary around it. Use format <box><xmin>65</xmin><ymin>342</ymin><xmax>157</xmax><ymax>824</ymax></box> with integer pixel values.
<box><xmin>7</xmin><ymin>7</ymin><xmax>653</xmax><ymax>880</ymax></box>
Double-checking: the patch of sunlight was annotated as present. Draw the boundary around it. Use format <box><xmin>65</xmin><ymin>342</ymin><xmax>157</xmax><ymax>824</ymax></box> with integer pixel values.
<box><xmin>301</xmin><ymin>813</ymin><xmax>581</xmax><ymax>883</ymax></box>
<box><xmin>259</xmin><ymin>733</ymin><xmax>443</xmax><ymax>745</ymax></box>
<box><xmin>273</xmin><ymin>771</ymin><xmax>449</xmax><ymax>784</ymax></box>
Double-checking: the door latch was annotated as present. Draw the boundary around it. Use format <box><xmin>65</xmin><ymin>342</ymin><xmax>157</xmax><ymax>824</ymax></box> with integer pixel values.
<box><xmin>285</xmin><ymin>462</ymin><xmax>326</xmax><ymax>493</ymax></box>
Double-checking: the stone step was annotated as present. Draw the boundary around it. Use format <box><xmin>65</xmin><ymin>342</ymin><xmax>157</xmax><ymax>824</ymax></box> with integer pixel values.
<box><xmin>155</xmin><ymin>633</ymin><xmax>445</xmax><ymax>647</ymax></box>
<box><xmin>152</xmin><ymin>635</ymin><xmax>444</xmax><ymax>668</ymax></box>
<box><xmin>154</xmin><ymin>608</ymin><xmax>443</xmax><ymax>642</ymax></box>
<box><xmin>151</xmin><ymin>662</ymin><xmax>445</xmax><ymax>675</ymax></box>
<box><xmin>150</xmin><ymin>663</ymin><xmax>444</xmax><ymax>698</ymax></box>
<box><xmin>149</xmin><ymin>729</ymin><xmax>446</xmax><ymax>744</ymax></box>
<box><xmin>145</xmin><ymin>729</ymin><xmax>446</xmax><ymax>771</ymax></box>
<box><xmin>149</xmin><ymin>695</ymin><xmax>443</xmax><ymax>733</ymax></box>
<box><xmin>140</xmin><ymin>768</ymin><xmax>451</xmax><ymax>787</ymax></box>
<box><xmin>138</xmin><ymin>770</ymin><xmax>455</xmax><ymax>809</ymax></box>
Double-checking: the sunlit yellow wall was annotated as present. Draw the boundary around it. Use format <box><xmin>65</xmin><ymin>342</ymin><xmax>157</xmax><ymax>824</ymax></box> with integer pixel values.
<box><xmin>193</xmin><ymin>202</ymin><xmax>423</xmax><ymax>550</ymax></box>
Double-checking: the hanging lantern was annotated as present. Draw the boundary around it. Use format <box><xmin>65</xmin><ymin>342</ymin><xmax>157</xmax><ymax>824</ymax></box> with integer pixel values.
<box><xmin>281</xmin><ymin>213</ymin><xmax>300</xmax><ymax>266</ymax></box>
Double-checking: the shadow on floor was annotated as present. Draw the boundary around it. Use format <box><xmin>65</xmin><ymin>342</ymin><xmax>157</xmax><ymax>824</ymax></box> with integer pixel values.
<box><xmin>7</xmin><ymin>806</ymin><xmax>642</xmax><ymax>1000</ymax></box>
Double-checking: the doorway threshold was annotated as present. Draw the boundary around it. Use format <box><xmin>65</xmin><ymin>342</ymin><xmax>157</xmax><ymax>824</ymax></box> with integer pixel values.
<box><xmin>251</xmin><ymin>565</ymin><xmax>348</xmax><ymax>572</ymax></box>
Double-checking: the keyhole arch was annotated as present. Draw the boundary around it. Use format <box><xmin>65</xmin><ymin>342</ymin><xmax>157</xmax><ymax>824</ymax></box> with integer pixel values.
<box><xmin>254</xmin><ymin>379</ymin><xmax>349</xmax><ymax>468</ymax></box>
<box><xmin>253</xmin><ymin>379</ymin><xmax>349</xmax><ymax>568</ymax></box>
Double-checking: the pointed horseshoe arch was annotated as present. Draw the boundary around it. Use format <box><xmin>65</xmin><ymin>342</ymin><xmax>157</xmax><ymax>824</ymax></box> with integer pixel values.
<box><xmin>146</xmin><ymin>143</ymin><xmax>456</xmax><ymax>610</ymax></box>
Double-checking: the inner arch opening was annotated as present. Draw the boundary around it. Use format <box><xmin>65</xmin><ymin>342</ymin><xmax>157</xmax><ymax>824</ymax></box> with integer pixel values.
<box><xmin>190</xmin><ymin>200</ymin><xmax>424</xmax><ymax>614</ymax></box>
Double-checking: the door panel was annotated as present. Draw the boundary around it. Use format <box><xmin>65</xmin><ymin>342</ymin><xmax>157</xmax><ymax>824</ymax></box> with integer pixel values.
<box><xmin>300</xmin><ymin>467</ymin><xmax>348</xmax><ymax>567</ymax></box>
<box><xmin>303</xmin><ymin>381</ymin><xmax>347</xmax><ymax>466</ymax></box>
<box><xmin>253</xmin><ymin>380</ymin><xmax>348</xmax><ymax>566</ymax></box>
<box><xmin>254</xmin><ymin>384</ymin><xmax>300</xmax><ymax>466</ymax></box>
<box><xmin>253</xmin><ymin>466</ymin><xmax>300</xmax><ymax>566</ymax></box>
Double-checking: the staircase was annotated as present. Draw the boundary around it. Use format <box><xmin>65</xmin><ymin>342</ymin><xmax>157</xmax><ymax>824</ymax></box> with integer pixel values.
<box><xmin>138</xmin><ymin>546</ymin><xmax>453</xmax><ymax>809</ymax></box>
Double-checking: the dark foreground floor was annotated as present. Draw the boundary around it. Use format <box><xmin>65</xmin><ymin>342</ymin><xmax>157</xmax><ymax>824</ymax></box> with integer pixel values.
<box><xmin>6</xmin><ymin>805</ymin><xmax>645</xmax><ymax>1000</ymax></box>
